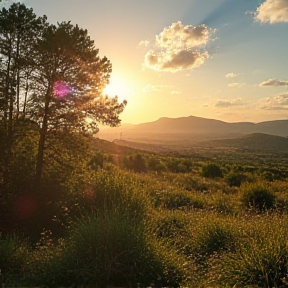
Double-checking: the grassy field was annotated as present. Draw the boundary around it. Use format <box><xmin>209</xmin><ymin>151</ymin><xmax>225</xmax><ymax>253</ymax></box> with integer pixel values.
<box><xmin>1</xmin><ymin>136</ymin><xmax>288</xmax><ymax>288</ymax></box>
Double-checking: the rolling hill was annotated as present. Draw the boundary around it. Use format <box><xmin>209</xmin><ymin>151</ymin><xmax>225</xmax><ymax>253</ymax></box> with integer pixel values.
<box><xmin>201</xmin><ymin>133</ymin><xmax>288</xmax><ymax>152</ymax></box>
<box><xmin>98</xmin><ymin>115</ymin><xmax>288</xmax><ymax>142</ymax></box>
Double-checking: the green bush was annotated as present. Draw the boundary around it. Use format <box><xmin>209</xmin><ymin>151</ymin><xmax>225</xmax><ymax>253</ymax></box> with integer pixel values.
<box><xmin>0</xmin><ymin>233</ymin><xmax>30</xmax><ymax>285</ymax></box>
<box><xmin>154</xmin><ymin>188</ymin><xmax>207</xmax><ymax>210</ymax></box>
<box><xmin>210</xmin><ymin>215</ymin><xmax>288</xmax><ymax>288</ymax></box>
<box><xmin>241</xmin><ymin>182</ymin><xmax>276</xmax><ymax>211</ymax></box>
<box><xmin>201</xmin><ymin>163</ymin><xmax>223</xmax><ymax>178</ymax></box>
<box><xmin>226</xmin><ymin>172</ymin><xmax>246</xmax><ymax>187</ymax></box>
<box><xmin>71</xmin><ymin>166</ymin><xmax>151</xmax><ymax>220</ymax></box>
<box><xmin>190</xmin><ymin>217</ymin><xmax>236</xmax><ymax>259</ymax></box>
<box><xmin>38</xmin><ymin>213</ymin><xmax>189</xmax><ymax>288</ymax></box>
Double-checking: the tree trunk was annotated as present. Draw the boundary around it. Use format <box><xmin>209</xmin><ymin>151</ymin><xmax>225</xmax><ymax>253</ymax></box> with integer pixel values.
<box><xmin>35</xmin><ymin>84</ymin><xmax>52</xmax><ymax>186</ymax></box>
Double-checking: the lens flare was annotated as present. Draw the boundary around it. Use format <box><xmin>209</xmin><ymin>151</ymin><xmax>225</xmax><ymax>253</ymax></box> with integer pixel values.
<box><xmin>53</xmin><ymin>81</ymin><xmax>71</xmax><ymax>98</ymax></box>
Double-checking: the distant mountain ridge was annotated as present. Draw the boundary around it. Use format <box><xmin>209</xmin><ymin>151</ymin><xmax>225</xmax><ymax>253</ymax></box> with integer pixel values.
<box><xmin>202</xmin><ymin>133</ymin><xmax>288</xmax><ymax>152</ymax></box>
<box><xmin>99</xmin><ymin>115</ymin><xmax>288</xmax><ymax>138</ymax></box>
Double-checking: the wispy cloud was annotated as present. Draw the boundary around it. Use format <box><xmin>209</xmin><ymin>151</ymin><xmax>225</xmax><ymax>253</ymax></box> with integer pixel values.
<box><xmin>228</xmin><ymin>82</ymin><xmax>245</xmax><ymax>88</ymax></box>
<box><xmin>226</xmin><ymin>72</ymin><xmax>238</xmax><ymax>78</ymax></box>
<box><xmin>259</xmin><ymin>79</ymin><xmax>288</xmax><ymax>86</ymax></box>
<box><xmin>255</xmin><ymin>0</ymin><xmax>288</xmax><ymax>23</ymax></box>
<box><xmin>259</xmin><ymin>93</ymin><xmax>288</xmax><ymax>110</ymax></box>
<box><xmin>215</xmin><ymin>98</ymin><xmax>246</xmax><ymax>108</ymax></box>
<box><xmin>138</xmin><ymin>40</ymin><xmax>150</xmax><ymax>47</ymax></box>
<box><xmin>142</xmin><ymin>21</ymin><xmax>214</xmax><ymax>72</ymax></box>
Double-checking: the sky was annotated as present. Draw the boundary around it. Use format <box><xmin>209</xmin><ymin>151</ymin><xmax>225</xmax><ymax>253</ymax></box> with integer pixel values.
<box><xmin>2</xmin><ymin>0</ymin><xmax>288</xmax><ymax>124</ymax></box>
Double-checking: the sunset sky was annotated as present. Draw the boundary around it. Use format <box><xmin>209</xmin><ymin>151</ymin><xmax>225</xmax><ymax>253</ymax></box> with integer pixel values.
<box><xmin>3</xmin><ymin>0</ymin><xmax>288</xmax><ymax>124</ymax></box>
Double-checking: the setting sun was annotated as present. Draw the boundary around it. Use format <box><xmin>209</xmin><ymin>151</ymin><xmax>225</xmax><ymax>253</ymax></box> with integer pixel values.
<box><xmin>103</xmin><ymin>76</ymin><xmax>132</xmax><ymax>103</ymax></box>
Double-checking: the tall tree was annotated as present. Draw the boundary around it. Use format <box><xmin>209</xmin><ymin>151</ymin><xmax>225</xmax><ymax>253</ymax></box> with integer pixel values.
<box><xmin>27</xmin><ymin>21</ymin><xmax>126</xmax><ymax>183</ymax></box>
<box><xmin>0</xmin><ymin>3</ymin><xmax>47</xmax><ymax>194</ymax></box>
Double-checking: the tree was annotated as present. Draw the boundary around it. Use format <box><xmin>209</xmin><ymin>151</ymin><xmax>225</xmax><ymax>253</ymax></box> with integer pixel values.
<box><xmin>27</xmin><ymin>21</ymin><xmax>126</xmax><ymax>184</ymax></box>
<box><xmin>201</xmin><ymin>163</ymin><xmax>223</xmax><ymax>178</ymax></box>
<box><xmin>0</xmin><ymin>3</ymin><xmax>47</xmax><ymax>194</ymax></box>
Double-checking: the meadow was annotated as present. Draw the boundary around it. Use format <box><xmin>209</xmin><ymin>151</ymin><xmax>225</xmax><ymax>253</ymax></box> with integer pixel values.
<box><xmin>1</xmin><ymin>135</ymin><xmax>288</xmax><ymax>288</ymax></box>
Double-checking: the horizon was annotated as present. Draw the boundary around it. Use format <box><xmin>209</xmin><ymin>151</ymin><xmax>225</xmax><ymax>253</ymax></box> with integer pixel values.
<box><xmin>4</xmin><ymin>0</ymin><xmax>288</xmax><ymax>124</ymax></box>
<box><xmin>99</xmin><ymin>114</ymin><xmax>288</xmax><ymax>130</ymax></box>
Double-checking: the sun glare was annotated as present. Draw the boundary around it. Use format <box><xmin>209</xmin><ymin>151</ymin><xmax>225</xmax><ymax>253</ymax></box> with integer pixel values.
<box><xmin>103</xmin><ymin>77</ymin><xmax>132</xmax><ymax>102</ymax></box>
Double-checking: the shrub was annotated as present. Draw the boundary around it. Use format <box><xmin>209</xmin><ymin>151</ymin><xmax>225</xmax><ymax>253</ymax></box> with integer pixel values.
<box><xmin>154</xmin><ymin>189</ymin><xmax>207</xmax><ymax>210</ymax></box>
<box><xmin>241</xmin><ymin>182</ymin><xmax>276</xmax><ymax>211</ymax></box>
<box><xmin>201</xmin><ymin>163</ymin><xmax>222</xmax><ymax>178</ymax></box>
<box><xmin>0</xmin><ymin>233</ymin><xmax>30</xmax><ymax>285</ymax></box>
<box><xmin>45</xmin><ymin>212</ymin><xmax>189</xmax><ymax>288</ymax></box>
<box><xmin>190</xmin><ymin>217</ymin><xmax>236</xmax><ymax>259</ymax></box>
<box><xmin>210</xmin><ymin>215</ymin><xmax>288</xmax><ymax>288</ymax></box>
<box><xmin>226</xmin><ymin>172</ymin><xmax>246</xmax><ymax>187</ymax></box>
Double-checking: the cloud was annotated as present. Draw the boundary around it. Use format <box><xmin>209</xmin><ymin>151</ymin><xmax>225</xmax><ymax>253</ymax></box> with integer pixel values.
<box><xmin>138</xmin><ymin>40</ymin><xmax>150</xmax><ymax>47</ymax></box>
<box><xmin>259</xmin><ymin>93</ymin><xmax>288</xmax><ymax>110</ymax></box>
<box><xmin>145</xmin><ymin>49</ymin><xmax>209</xmax><ymax>72</ymax></box>
<box><xmin>215</xmin><ymin>98</ymin><xmax>246</xmax><ymax>108</ymax></box>
<box><xmin>142</xmin><ymin>21</ymin><xmax>214</xmax><ymax>72</ymax></box>
<box><xmin>156</xmin><ymin>21</ymin><xmax>211</xmax><ymax>49</ymax></box>
<box><xmin>255</xmin><ymin>0</ymin><xmax>288</xmax><ymax>23</ymax></box>
<box><xmin>226</xmin><ymin>72</ymin><xmax>238</xmax><ymax>78</ymax></box>
<box><xmin>228</xmin><ymin>82</ymin><xmax>245</xmax><ymax>88</ymax></box>
<box><xmin>259</xmin><ymin>78</ymin><xmax>288</xmax><ymax>86</ymax></box>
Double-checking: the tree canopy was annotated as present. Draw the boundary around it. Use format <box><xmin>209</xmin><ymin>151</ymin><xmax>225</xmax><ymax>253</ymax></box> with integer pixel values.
<box><xmin>0</xmin><ymin>3</ymin><xmax>126</xmax><ymax>192</ymax></box>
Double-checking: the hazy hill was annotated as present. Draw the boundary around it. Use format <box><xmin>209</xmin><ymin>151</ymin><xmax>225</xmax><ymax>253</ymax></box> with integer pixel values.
<box><xmin>201</xmin><ymin>133</ymin><xmax>288</xmax><ymax>152</ymax></box>
<box><xmin>98</xmin><ymin>116</ymin><xmax>288</xmax><ymax>142</ymax></box>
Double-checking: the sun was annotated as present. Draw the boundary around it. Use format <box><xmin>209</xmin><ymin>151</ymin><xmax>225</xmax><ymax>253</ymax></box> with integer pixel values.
<box><xmin>103</xmin><ymin>76</ymin><xmax>132</xmax><ymax>102</ymax></box>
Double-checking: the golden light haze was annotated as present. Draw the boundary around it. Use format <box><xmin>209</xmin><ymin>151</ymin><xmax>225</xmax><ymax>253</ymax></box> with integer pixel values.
<box><xmin>22</xmin><ymin>0</ymin><xmax>288</xmax><ymax>124</ymax></box>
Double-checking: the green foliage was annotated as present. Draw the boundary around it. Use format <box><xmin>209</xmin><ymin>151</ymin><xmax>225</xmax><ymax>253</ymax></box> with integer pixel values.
<box><xmin>167</xmin><ymin>157</ymin><xmax>192</xmax><ymax>173</ymax></box>
<box><xmin>241</xmin><ymin>182</ymin><xmax>276</xmax><ymax>211</ymax></box>
<box><xmin>201</xmin><ymin>163</ymin><xmax>223</xmax><ymax>178</ymax></box>
<box><xmin>24</xmin><ymin>212</ymin><xmax>189</xmax><ymax>288</ymax></box>
<box><xmin>0</xmin><ymin>233</ymin><xmax>30</xmax><ymax>285</ymax></box>
<box><xmin>147</xmin><ymin>156</ymin><xmax>167</xmax><ymax>172</ymax></box>
<box><xmin>226</xmin><ymin>172</ymin><xmax>247</xmax><ymax>187</ymax></box>
<box><xmin>123</xmin><ymin>153</ymin><xmax>147</xmax><ymax>173</ymax></box>
<box><xmin>190</xmin><ymin>216</ymin><xmax>236</xmax><ymax>259</ymax></box>
<box><xmin>154</xmin><ymin>188</ymin><xmax>207</xmax><ymax>210</ymax></box>
<box><xmin>210</xmin><ymin>215</ymin><xmax>288</xmax><ymax>288</ymax></box>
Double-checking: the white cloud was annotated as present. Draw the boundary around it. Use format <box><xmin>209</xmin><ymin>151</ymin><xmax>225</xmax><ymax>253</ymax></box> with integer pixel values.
<box><xmin>156</xmin><ymin>21</ymin><xmax>210</xmax><ymax>49</ymax></box>
<box><xmin>138</xmin><ymin>40</ymin><xmax>150</xmax><ymax>47</ymax></box>
<box><xmin>142</xmin><ymin>21</ymin><xmax>214</xmax><ymax>72</ymax></box>
<box><xmin>226</xmin><ymin>72</ymin><xmax>238</xmax><ymax>78</ymax></box>
<box><xmin>255</xmin><ymin>0</ymin><xmax>288</xmax><ymax>23</ymax></box>
<box><xmin>145</xmin><ymin>49</ymin><xmax>209</xmax><ymax>72</ymax></box>
<box><xmin>259</xmin><ymin>78</ymin><xmax>288</xmax><ymax>86</ymax></box>
<box><xmin>228</xmin><ymin>82</ymin><xmax>245</xmax><ymax>88</ymax></box>
<box><xmin>259</xmin><ymin>93</ymin><xmax>288</xmax><ymax>110</ymax></box>
<box><xmin>215</xmin><ymin>98</ymin><xmax>246</xmax><ymax>108</ymax></box>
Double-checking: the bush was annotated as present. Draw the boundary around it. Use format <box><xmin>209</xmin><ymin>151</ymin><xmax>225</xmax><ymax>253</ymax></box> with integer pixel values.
<box><xmin>190</xmin><ymin>217</ymin><xmax>236</xmax><ymax>259</ymax></box>
<box><xmin>226</xmin><ymin>172</ymin><xmax>246</xmax><ymax>187</ymax></box>
<box><xmin>38</xmin><ymin>213</ymin><xmax>189</xmax><ymax>288</ymax></box>
<box><xmin>241</xmin><ymin>183</ymin><xmax>276</xmax><ymax>211</ymax></box>
<box><xmin>154</xmin><ymin>189</ymin><xmax>207</xmax><ymax>210</ymax></box>
<box><xmin>0</xmin><ymin>233</ymin><xmax>30</xmax><ymax>285</ymax></box>
<box><xmin>201</xmin><ymin>163</ymin><xmax>222</xmax><ymax>178</ymax></box>
<box><xmin>210</xmin><ymin>215</ymin><xmax>288</xmax><ymax>288</ymax></box>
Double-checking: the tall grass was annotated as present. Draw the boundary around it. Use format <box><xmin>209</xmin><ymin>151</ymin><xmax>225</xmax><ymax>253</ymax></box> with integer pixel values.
<box><xmin>209</xmin><ymin>214</ymin><xmax>288</xmax><ymax>288</ymax></box>
<box><xmin>0</xmin><ymin>233</ymin><xmax>30</xmax><ymax>285</ymax></box>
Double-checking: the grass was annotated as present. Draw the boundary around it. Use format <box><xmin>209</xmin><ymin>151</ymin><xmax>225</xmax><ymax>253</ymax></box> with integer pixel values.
<box><xmin>2</xmin><ymin>147</ymin><xmax>288</xmax><ymax>287</ymax></box>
